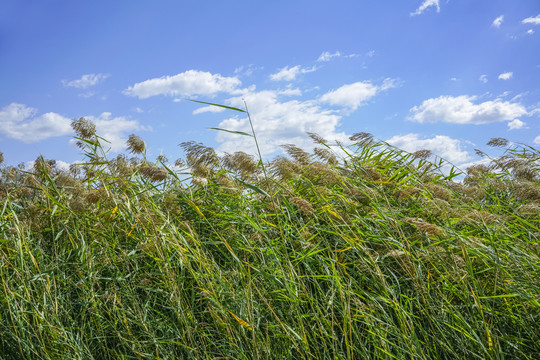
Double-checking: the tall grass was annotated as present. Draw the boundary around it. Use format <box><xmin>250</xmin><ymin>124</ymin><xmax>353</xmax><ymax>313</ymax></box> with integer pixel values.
<box><xmin>0</xmin><ymin>114</ymin><xmax>539</xmax><ymax>359</ymax></box>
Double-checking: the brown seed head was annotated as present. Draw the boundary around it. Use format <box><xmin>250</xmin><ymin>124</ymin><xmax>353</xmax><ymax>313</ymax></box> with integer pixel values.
<box><xmin>307</xmin><ymin>132</ymin><xmax>327</xmax><ymax>145</ymax></box>
<box><xmin>313</xmin><ymin>147</ymin><xmax>337</xmax><ymax>165</ymax></box>
<box><xmin>281</xmin><ymin>144</ymin><xmax>310</xmax><ymax>165</ymax></box>
<box><xmin>412</xmin><ymin>149</ymin><xmax>432</xmax><ymax>159</ymax></box>
<box><xmin>291</xmin><ymin>197</ymin><xmax>315</xmax><ymax>216</ymax></box>
<box><xmin>71</xmin><ymin>117</ymin><xmax>96</xmax><ymax>139</ymax></box>
<box><xmin>486</xmin><ymin>137</ymin><xmax>509</xmax><ymax>148</ymax></box>
<box><xmin>126</xmin><ymin>134</ymin><xmax>146</xmax><ymax>155</ymax></box>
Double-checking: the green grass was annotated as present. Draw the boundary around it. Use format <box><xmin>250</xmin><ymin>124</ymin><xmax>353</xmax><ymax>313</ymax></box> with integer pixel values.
<box><xmin>0</xmin><ymin>116</ymin><xmax>539</xmax><ymax>359</ymax></box>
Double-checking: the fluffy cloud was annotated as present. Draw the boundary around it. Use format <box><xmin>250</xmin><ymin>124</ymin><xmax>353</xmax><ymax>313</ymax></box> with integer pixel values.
<box><xmin>317</xmin><ymin>51</ymin><xmax>342</xmax><ymax>62</ymax></box>
<box><xmin>0</xmin><ymin>103</ymin><xmax>72</xmax><ymax>142</ymax></box>
<box><xmin>534</xmin><ymin>135</ymin><xmax>540</xmax><ymax>144</ymax></box>
<box><xmin>410</xmin><ymin>0</ymin><xmax>440</xmax><ymax>16</ymax></box>
<box><xmin>492</xmin><ymin>15</ymin><xmax>504</xmax><ymax>28</ymax></box>
<box><xmin>0</xmin><ymin>103</ymin><xmax>146</xmax><ymax>152</ymax></box>
<box><xmin>479</xmin><ymin>74</ymin><xmax>488</xmax><ymax>83</ymax></box>
<box><xmin>386</xmin><ymin>133</ymin><xmax>471</xmax><ymax>165</ymax></box>
<box><xmin>507</xmin><ymin>119</ymin><xmax>525</xmax><ymax>130</ymax></box>
<box><xmin>269</xmin><ymin>65</ymin><xmax>316</xmax><ymax>82</ymax></box>
<box><xmin>498</xmin><ymin>72</ymin><xmax>513</xmax><ymax>80</ymax></box>
<box><xmin>522</xmin><ymin>14</ymin><xmax>540</xmax><ymax>25</ymax></box>
<box><xmin>207</xmin><ymin>90</ymin><xmax>348</xmax><ymax>156</ymax></box>
<box><xmin>123</xmin><ymin>70</ymin><xmax>242</xmax><ymax>99</ymax></box>
<box><xmin>409</xmin><ymin>95</ymin><xmax>528</xmax><ymax>125</ymax></box>
<box><xmin>62</xmin><ymin>73</ymin><xmax>109</xmax><ymax>89</ymax></box>
<box><xmin>319</xmin><ymin>78</ymin><xmax>398</xmax><ymax>111</ymax></box>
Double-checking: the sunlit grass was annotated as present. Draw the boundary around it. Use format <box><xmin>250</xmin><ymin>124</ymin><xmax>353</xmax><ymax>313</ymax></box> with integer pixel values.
<box><xmin>0</xmin><ymin>112</ymin><xmax>539</xmax><ymax>359</ymax></box>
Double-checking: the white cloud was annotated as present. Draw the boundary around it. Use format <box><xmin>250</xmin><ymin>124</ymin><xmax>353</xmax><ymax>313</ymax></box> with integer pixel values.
<box><xmin>498</xmin><ymin>72</ymin><xmax>513</xmax><ymax>80</ymax></box>
<box><xmin>192</xmin><ymin>105</ymin><xmax>226</xmax><ymax>115</ymax></box>
<box><xmin>212</xmin><ymin>90</ymin><xmax>349</xmax><ymax>157</ymax></box>
<box><xmin>410</xmin><ymin>0</ymin><xmax>440</xmax><ymax>16</ymax></box>
<box><xmin>479</xmin><ymin>74</ymin><xmax>488</xmax><ymax>83</ymax></box>
<box><xmin>319</xmin><ymin>78</ymin><xmax>398</xmax><ymax>111</ymax></box>
<box><xmin>409</xmin><ymin>95</ymin><xmax>528</xmax><ymax>125</ymax></box>
<box><xmin>507</xmin><ymin>119</ymin><xmax>525</xmax><ymax>130</ymax></box>
<box><xmin>0</xmin><ymin>103</ymin><xmax>146</xmax><ymax>152</ymax></box>
<box><xmin>62</xmin><ymin>73</ymin><xmax>109</xmax><ymax>89</ymax></box>
<box><xmin>527</xmin><ymin>29</ymin><xmax>534</xmax><ymax>35</ymax></box>
<box><xmin>535</xmin><ymin>135</ymin><xmax>540</xmax><ymax>144</ymax></box>
<box><xmin>269</xmin><ymin>65</ymin><xmax>316</xmax><ymax>82</ymax></box>
<box><xmin>522</xmin><ymin>14</ymin><xmax>540</xmax><ymax>25</ymax></box>
<box><xmin>317</xmin><ymin>51</ymin><xmax>342</xmax><ymax>62</ymax></box>
<box><xmin>123</xmin><ymin>70</ymin><xmax>242</xmax><ymax>99</ymax></box>
<box><xmin>492</xmin><ymin>15</ymin><xmax>504</xmax><ymax>28</ymax></box>
<box><xmin>0</xmin><ymin>103</ymin><xmax>72</xmax><ymax>142</ymax></box>
<box><xmin>386</xmin><ymin>133</ymin><xmax>471</xmax><ymax>164</ymax></box>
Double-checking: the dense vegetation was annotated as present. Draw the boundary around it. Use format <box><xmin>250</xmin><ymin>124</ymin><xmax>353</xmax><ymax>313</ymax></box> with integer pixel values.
<box><xmin>0</xmin><ymin>113</ymin><xmax>539</xmax><ymax>359</ymax></box>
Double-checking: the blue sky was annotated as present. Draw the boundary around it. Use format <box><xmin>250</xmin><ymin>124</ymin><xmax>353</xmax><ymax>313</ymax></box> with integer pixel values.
<box><xmin>1</xmin><ymin>0</ymin><xmax>539</xmax><ymax>171</ymax></box>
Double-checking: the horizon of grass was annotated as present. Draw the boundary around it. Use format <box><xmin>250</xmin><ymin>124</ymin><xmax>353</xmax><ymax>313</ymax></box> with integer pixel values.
<box><xmin>0</xmin><ymin>112</ymin><xmax>539</xmax><ymax>359</ymax></box>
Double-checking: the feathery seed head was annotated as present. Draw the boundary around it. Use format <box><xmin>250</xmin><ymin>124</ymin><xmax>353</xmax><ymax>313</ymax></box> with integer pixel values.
<box><xmin>313</xmin><ymin>147</ymin><xmax>338</xmax><ymax>165</ymax></box>
<box><xmin>281</xmin><ymin>144</ymin><xmax>310</xmax><ymax>165</ymax></box>
<box><xmin>71</xmin><ymin>117</ymin><xmax>96</xmax><ymax>139</ymax></box>
<box><xmin>349</xmin><ymin>132</ymin><xmax>374</xmax><ymax>147</ymax></box>
<box><xmin>126</xmin><ymin>134</ymin><xmax>146</xmax><ymax>155</ymax></box>
<box><xmin>222</xmin><ymin>151</ymin><xmax>257</xmax><ymax>175</ymax></box>
<box><xmin>412</xmin><ymin>149</ymin><xmax>432</xmax><ymax>159</ymax></box>
<box><xmin>307</xmin><ymin>132</ymin><xmax>328</xmax><ymax>145</ymax></box>
<box><xmin>486</xmin><ymin>137</ymin><xmax>509</xmax><ymax>148</ymax></box>
<box><xmin>291</xmin><ymin>197</ymin><xmax>315</xmax><ymax>216</ymax></box>
<box><xmin>139</xmin><ymin>163</ymin><xmax>169</xmax><ymax>182</ymax></box>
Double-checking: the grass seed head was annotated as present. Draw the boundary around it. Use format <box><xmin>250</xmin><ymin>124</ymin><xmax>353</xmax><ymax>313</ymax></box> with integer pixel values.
<box><xmin>281</xmin><ymin>144</ymin><xmax>310</xmax><ymax>165</ymax></box>
<box><xmin>140</xmin><ymin>163</ymin><xmax>169</xmax><ymax>182</ymax></box>
<box><xmin>307</xmin><ymin>132</ymin><xmax>328</xmax><ymax>145</ymax></box>
<box><xmin>291</xmin><ymin>197</ymin><xmax>315</xmax><ymax>216</ymax></box>
<box><xmin>313</xmin><ymin>147</ymin><xmax>338</xmax><ymax>165</ymax></box>
<box><xmin>126</xmin><ymin>134</ymin><xmax>146</xmax><ymax>155</ymax></box>
<box><xmin>412</xmin><ymin>149</ymin><xmax>432</xmax><ymax>159</ymax></box>
<box><xmin>486</xmin><ymin>137</ymin><xmax>509</xmax><ymax>148</ymax></box>
<box><xmin>71</xmin><ymin>117</ymin><xmax>96</xmax><ymax>139</ymax></box>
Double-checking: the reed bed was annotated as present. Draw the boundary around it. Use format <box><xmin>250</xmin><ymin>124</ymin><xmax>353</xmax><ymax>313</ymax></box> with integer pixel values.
<box><xmin>0</xmin><ymin>113</ymin><xmax>539</xmax><ymax>359</ymax></box>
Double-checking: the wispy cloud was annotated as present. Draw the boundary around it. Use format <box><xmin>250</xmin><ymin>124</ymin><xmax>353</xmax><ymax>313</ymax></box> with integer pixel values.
<box><xmin>317</xmin><ymin>51</ymin><xmax>342</xmax><ymax>62</ymax></box>
<box><xmin>409</xmin><ymin>95</ymin><xmax>527</xmax><ymax>125</ymax></box>
<box><xmin>492</xmin><ymin>15</ymin><xmax>504</xmax><ymax>28</ymax></box>
<box><xmin>123</xmin><ymin>70</ymin><xmax>242</xmax><ymax>99</ymax></box>
<box><xmin>498</xmin><ymin>72</ymin><xmax>513</xmax><ymax>80</ymax></box>
<box><xmin>479</xmin><ymin>74</ymin><xmax>488</xmax><ymax>83</ymax></box>
<box><xmin>62</xmin><ymin>73</ymin><xmax>109</xmax><ymax>89</ymax></box>
<box><xmin>269</xmin><ymin>65</ymin><xmax>316</xmax><ymax>82</ymax></box>
<box><xmin>535</xmin><ymin>135</ymin><xmax>540</xmax><ymax>144</ymax></box>
<box><xmin>410</xmin><ymin>0</ymin><xmax>440</xmax><ymax>16</ymax></box>
<box><xmin>522</xmin><ymin>14</ymin><xmax>540</xmax><ymax>25</ymax></box>
<box><xmin>319</xmin><ymin>78</ymin><xmax>399</xmax><ymax>111</ymax></box>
